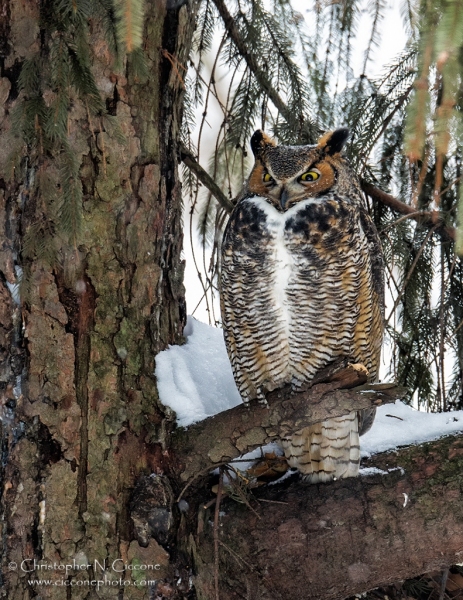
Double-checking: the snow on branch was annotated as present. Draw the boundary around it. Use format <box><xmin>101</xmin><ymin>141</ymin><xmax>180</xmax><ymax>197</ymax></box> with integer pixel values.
<box><xmin>170</xmin><ymin>361</ymin><xmax>406</xmax><ymax>483</ymax></box>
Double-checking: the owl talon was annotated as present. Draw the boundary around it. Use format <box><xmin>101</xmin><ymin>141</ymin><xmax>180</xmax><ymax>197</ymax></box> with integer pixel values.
<box><xmin>291</xmin><ymin>379</ymin><xmax>309</xmax><ymax>393</ymax></box>
<box><xmin>256</xmin><ymin>389</ymin><xmax>268</xmax><ymax>407</ymax></box>
<box><xmin>291</xmin><ymin>380</ymin><xmax>302</xmax><ymax>392</ymax></box>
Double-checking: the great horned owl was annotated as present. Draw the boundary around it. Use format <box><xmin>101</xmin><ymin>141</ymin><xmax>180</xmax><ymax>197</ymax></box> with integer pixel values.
<box><xmin>220</xmin><ymin>128</ymin><xmax>384</xmax><ymax>483</ymax></box>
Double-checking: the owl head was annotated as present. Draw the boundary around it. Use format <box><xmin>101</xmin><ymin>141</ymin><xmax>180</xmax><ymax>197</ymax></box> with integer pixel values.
<box><xmin>247</xmin><ymin>128</ymin><xmax>354</xmax><ymax>211</ymax></box>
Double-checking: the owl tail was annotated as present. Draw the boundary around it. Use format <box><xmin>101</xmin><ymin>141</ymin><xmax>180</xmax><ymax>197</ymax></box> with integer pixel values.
<box><xmin>282</xmin><ymin>411</ymin><xmax>360</xmax><ymax>483</ymax></box>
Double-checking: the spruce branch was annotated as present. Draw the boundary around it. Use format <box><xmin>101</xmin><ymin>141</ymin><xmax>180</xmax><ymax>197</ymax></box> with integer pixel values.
<box><xmin>361</xmin><ymin>180</ymin><xmax>456</xmax><ymax>243</ymax></box>
<box><xmin>385</xmin><ymin>224</ymin><xmax>439</xmax><ymax>325</ymax></box>
<box><xmin>211</xmin><ymin>0</ymin><xmax>318</xmax><ymax>142</ymax></box>
<box><xmin>114</xmin><ymin>0</ymin><xmax>145</xmax><ymax>53</ymax></box>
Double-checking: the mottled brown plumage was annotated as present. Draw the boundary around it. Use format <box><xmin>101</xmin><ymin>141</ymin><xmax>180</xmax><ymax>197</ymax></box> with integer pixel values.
<box><xmin>220</xmin><ymin>128</ymin><xmax>384</xmax><ymax>482</ymax></box>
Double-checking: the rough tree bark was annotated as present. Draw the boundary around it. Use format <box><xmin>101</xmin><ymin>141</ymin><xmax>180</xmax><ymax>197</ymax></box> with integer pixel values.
<box><xmin>0</xmin><ymin>1</ymin><xmax>199</xmax><ymax>598</ymax></box>
<box><xmin>191</xmin><ymin>433</ymin><xmax>463</xmax><ymax>600</ymax></box>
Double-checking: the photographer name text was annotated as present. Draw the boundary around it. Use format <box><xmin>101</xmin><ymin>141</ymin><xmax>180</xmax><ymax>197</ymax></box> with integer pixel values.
<box><xmin>12</xmin><ymin>559</ymin><xmax>162</xmax><ymax>574</ymax></box>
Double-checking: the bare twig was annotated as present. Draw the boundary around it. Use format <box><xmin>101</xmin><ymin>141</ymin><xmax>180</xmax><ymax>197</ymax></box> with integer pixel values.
<box><xmin>381</xmin><ymin>211</ymin><xmax>430</xmax><ymax>232</ymax></box>
<box><xmin>180</xmin><ymin>144</ymin><xmax>234</xmax><ymax>213</ymax></box>
<box><xmin>439</xmin><ymin>567</ymin><xmax>449</xmax><ymax>600</ymax></box>
<box><xmin>214</xmin><ymin>469</ymin><xmax>224</xmax><ymax>600</ymax></box>
<box><xmin>218</xmin><ymin>540</ymin><xmax>252</xmax><ymax>570</ymax></box>
<box><xmin>161</xmin><ymin>49</ymin><xmax>186</xmax><ymax>88</ymax></box>
<box><xmin>386</xmin><ymin>224</ymin><xmax>438</xmax><ymax>325</ymax></box>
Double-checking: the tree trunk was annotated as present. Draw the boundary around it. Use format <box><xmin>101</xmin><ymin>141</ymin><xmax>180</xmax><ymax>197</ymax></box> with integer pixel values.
<box><xmin>191</xmin><ymin>434</ymin><xmax>463</xmax><ymax>600</ymax></box>
<box><xmin>0</xmin><ymin>1</ymin><xmax>198</xmax><ymax>598</ymax></box>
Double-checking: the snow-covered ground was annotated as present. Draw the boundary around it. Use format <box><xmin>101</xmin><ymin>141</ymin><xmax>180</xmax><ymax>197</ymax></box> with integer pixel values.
<box><xmin>156</xmin><ymin>317</ymin><xmax>463</xmax><ymax>456</ymax></box>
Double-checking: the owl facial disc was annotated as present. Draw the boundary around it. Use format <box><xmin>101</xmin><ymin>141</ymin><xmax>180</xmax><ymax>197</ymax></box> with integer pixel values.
<box><xmin>247</xmin><ymin>128</ymin><xmax>350</xmax><ymax>211</ymax></box>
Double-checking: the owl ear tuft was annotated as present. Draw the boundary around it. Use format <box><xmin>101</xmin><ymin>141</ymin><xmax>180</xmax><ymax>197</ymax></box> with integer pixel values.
<box><xmin>317</xmin><ymin>128</ymin><xmax>350</xmax><ymax>155</ymax></box>
<box><xmin>250</xmin><ymin>130</ymin><xmax>277</xmax><ymax>157</ymax></box>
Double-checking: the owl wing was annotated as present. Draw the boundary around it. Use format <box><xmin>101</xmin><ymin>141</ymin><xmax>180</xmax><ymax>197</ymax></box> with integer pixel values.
<box><xmin>359</xmin><ymin>205</ymin><xmax>385</xmax><ymax>320</ymax></box>
<box><xmin>220</xmin><ymin>197</ymin><xmax>287</xmax><ymax>403</ymax></box>
<box><xmin>358</xmin><ymin>205</ymin><xmax>384</xmax><ymax>436</ymax></box>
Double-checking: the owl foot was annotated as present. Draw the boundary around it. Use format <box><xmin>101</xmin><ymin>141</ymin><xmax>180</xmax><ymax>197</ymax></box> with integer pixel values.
<box><xmin>301</xmin><ymin>472</ymin><xmax>337</xmax><ymax>484</ymax></box>
<box><xmin>256</xmin><ymin>389</ymin><xmax>269</xmax><ymax>408</ymax></box>
<box><xmin>347</xmin><ymin>363</ymin><xmax>369</xmax><ymax>377</ymax></box>
<box><xmin>291</xmin><ymin>378</ymin><xmax>309</xmax><ymax>393</ymax></box>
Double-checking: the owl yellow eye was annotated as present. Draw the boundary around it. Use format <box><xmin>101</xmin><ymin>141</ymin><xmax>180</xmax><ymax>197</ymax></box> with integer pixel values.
<box><xmin>299</xmin><ymin>170</ymin><xmax>320</xmax><ymax>182</ymax></box>
<box><xmin>263</xmin><ymin>172</ymin><xmax>274</xmax><ymax>184</ymax></box>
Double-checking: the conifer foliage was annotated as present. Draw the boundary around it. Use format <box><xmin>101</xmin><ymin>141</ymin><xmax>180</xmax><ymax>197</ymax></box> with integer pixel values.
<box><xmin>182</xmin><ymin>0</ymin><xmax>463</xmax><ymax>413</ymax></box>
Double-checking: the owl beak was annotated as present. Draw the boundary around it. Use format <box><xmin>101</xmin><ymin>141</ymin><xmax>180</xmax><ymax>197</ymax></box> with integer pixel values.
<box><xmin>279</xmin><ymin>187</ymin><xmax>289</xmax><ymax>210</ymax></box>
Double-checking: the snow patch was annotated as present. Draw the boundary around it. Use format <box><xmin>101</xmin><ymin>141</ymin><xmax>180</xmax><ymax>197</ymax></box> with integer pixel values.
<box><xmin>359</xmin><ymin>467</ymin><xmax>388</xmax><ymax>476</ymax></box>
<box><xmin>156</xmin><ymin>318</ymin><xmax>463</xmax><ymax>454</ymax></box>
<box><xmin>361</xmin><ymin>400</ymin><xmax>463</xmax><ymax>457</ymax></box>
<box><xmin>6</xmin><ymin>265</ymin><xmax>22</xmax><ymax>305</ymax></box>
<box><xmin>155</xmin><ymin>317</ymin><xmax>241</xmax><ymax>427</ymax></box>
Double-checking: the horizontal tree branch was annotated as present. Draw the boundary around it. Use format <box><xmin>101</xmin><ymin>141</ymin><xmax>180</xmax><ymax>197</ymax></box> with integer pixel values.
<box><xmin>171</xmin><ymin>363</ymin><xmax>406</xmax><ymax>483</ymax></box>
<box><xmin>361</xmin><ymin>180</ymin><xmax>456</xmax><ymax>242</ymax></box>
<box><xmin>193</xmin><ymin>433</ymin><xmax>463</xmax><ymax>600</ymax></box>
